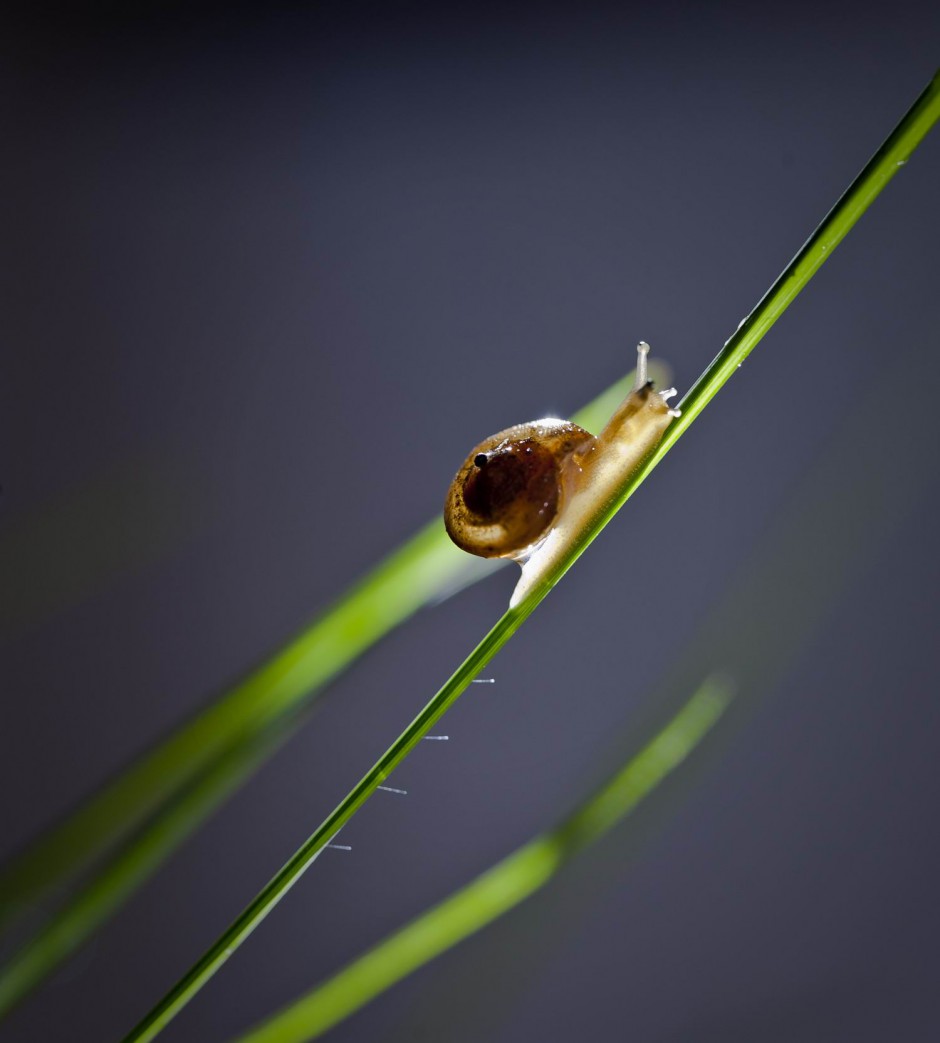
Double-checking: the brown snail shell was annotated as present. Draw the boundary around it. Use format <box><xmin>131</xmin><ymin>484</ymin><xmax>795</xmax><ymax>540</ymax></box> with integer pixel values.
<box><xmin>443</xmin><ymin>419</ymin><xmax>594</xmax><ymax>559</ymax></box>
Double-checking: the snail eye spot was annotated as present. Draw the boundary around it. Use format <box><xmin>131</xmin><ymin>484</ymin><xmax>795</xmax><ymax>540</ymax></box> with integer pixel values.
<box><xmin>474</xmin><ymin>453</ymin><xmax>488</xmax><ymax>468</ymax></box>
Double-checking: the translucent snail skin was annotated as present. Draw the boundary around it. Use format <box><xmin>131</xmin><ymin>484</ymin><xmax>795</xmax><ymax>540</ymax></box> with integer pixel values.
<box><xmin>444</xmin><ymin>342</ymin><xmax>679</xmax><ymax>608</ymax></box>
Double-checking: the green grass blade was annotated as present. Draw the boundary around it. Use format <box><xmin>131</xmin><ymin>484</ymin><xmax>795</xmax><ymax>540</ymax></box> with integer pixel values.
<box><xmin>120</xmin><ymin>68</ymin><xmax>940</xmax><ymax>1043</ymax></box>
<box><xmin>231</xmin><ymin>677</ymin><xmax>732</xmax><ymax>1043</ymax></box>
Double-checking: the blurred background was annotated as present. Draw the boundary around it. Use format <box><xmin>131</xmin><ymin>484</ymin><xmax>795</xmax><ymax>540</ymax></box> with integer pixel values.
<box><xmin>2</xmin><ymin>3</ymin><xmax>939</xmax><ymax>1040</ymax></box>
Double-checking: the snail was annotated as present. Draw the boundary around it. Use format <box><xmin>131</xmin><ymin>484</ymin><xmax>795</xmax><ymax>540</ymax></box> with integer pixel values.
<box><xmin>444</xmin><ymin>342</ymin><xmax>679</xmax><ymax>607</ymax></box>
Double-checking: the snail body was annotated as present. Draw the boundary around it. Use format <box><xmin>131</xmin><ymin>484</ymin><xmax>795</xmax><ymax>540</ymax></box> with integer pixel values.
<box><xmin>443</xmin><ymin>342</ymin><xmax>678</xmax><ymax>608</ymax></box>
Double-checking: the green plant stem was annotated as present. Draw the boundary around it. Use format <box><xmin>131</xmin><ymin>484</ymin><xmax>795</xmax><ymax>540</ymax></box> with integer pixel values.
<box><xmin>232</xmin><ymin>677</ymin><xmax>731</xmax><ymax>1043</ymax></box>
<box><xmin>641</xmin><ymin>68</ymin><xmax>940</xmax><ymax>500</ymax></box>
<box><xmin>121</xmin><ymin>69</ymin><xmax>940</xmax><ymax>1043</ymax></box>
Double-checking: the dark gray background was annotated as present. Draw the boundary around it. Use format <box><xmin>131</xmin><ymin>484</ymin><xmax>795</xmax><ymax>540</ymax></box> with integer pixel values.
<box><xmin>3</xmin><ymin>4</ymin><xmax>940</xmax><ymax>1041</ymax></box>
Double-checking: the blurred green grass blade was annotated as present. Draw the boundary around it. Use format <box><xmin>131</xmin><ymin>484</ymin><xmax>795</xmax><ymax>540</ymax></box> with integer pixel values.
<box><xmin>0</xmin><ymin>519</ymin><xmax>469</xmax><ymax>924</ymax></box>
<box><xmin>0</xmin><ymin>727</ymin><xmax>287</xmax><ymax>1017</ymax></box>
<box><xmin>0</xmin><ymin>354</ymin><xmax>659</xmax><ymax>936</ymax></box>
<box><xmin>0</xmin><ymin>363</ymin><xmax>659</xmax><ymax>1013</ymax></box>
<box><xmin>0</xmin><ymin>357</ymin><xmax>661</xmax><ymax>991</ymax></box>
<box><xmin>121</xmin><ymin>69</ymin><xmax>940</xmax><ymax>1043</ymax></box>
<box><xmin>232</xmin><ymin>678</ymin><xmax>731</xmax><ymax>1043</ymax></box>
<box><xmin>0</xmin><ymin>358</ymin><xmax>663</xmax><ymax>1018</ymax></box>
